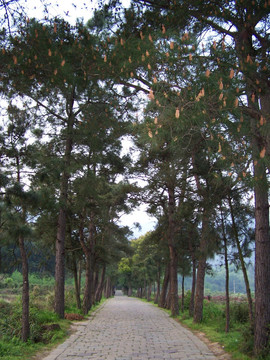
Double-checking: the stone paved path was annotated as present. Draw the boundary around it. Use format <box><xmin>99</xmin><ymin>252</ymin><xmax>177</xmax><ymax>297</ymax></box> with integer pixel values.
<box><xmin>43</xmin><ymin>293</ymin><xmax>218</xmax><ymax>360</ymax></box>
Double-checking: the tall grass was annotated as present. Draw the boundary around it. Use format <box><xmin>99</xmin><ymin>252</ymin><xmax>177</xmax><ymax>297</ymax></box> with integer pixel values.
<box><xmin>0</xmin><ymin>271</ymin><xmax>102</xmax><ymax>360</ymax></box>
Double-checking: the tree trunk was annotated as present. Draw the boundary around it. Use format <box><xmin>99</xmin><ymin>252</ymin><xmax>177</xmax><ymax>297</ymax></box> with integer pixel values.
<box><xmin>105</xmin><ymin>277</ymin><xmax>113</xmax><ymax>298</ymax></box>
<box><xmin>224</xmin><ymin>235</ymin><xmax>230</xmax><ymax>333</ymax></box>
<box><xmin>18</xmin><ymin>234</ymin><xmax>29</xmax><ymax>342</ymax></box>
<box><xmin>181</xmin><ymin>274</ymin><xmax>185</xmax><ymax>313</ymax></box>
<box><xmin>95</xmin><ymin>265</ymin><xmax>106</xmax><ymax>303</ymax></box>
<box><xmin>189</xmin><ymin>258</ymin><xmax>196</xmax><ymax>317</ymax></box>
<box><xmin>193</xmin><ymin>210</ymin><xmax>209</xmax><ymax>323</ymax></box>
<box><xmin>78</xmin><ymin>260</ymin><xmax>82</xmax><ymax>297</ymax></box>
<box><xmin>143</xmin><ymin>278</ymin><xmax>147</xmax><ymax>299</ymax></box>
<box><xmin>55</xmin><ymin>208</ymin><xmax>66</xmax><ymax>318</ymax></box>
<box><xmin>72</xmin><ymin>255</ymin><xmax>81</xmax><ymax>310</ymax></box>
<box><xmin>154</xmin><ymin>266</ymin><xmax>161</xmax><ymax>304</ymax></box>
<box><xmin>220</xmin><ymin>206</ymin><xmax>230</xmax><ymax>333</ymax></box>
<box><xmin>165</xmin><ymin>283</ymin><xmax>171</xmax><ymax>310</ymax></box>
<box><xmin>159</xmin><ymin>263</ymin><xmax>170</xmax><ymax>308</ymax></box>
<box><xmin>193</xmin><ymin>256</ymin><xmax>206</xmax><ymax>323</ymax></box>
<box><xmin>147</xmin><ymin>282</ymin><xmax>152</xmax><ymax>301</ymax></box>
<box><xmin>79</xmin><ymin>215</ymin><xmax>96</xmax><ymax>315</ymax></box>
<box><xmin>228</xmin><ymin>196</ymin><xmax>253</xmax><ymax>324</ymax></box>
<box><xmin>254</xmin><ymin>156</ymin><xmax>270</xmax><ymax>355</ymax></box>
<box><xmin>93</xmin><ymin>266</ymin><xmax>99</xmax><ymax>304</ymax></box>
<box><xmin>83</xmin><ymin>254</ymin><xmax>93</xmax><ymax>314</ymax></box>
<box><xmin>167</xmin><ymin>185</ymin><xmax>179</xmax><ymax>316</ymax></box>
<box><xmin>54</xmin><ymin>112</ymin><xmax>74</xmax><ymax>318</ymax></box>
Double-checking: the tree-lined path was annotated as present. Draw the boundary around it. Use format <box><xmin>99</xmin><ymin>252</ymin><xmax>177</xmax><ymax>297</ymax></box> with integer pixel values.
<box><xmin>42</xmin><ymin>293</ymin><xmax>219</xmax><ymax>360</ymax></box>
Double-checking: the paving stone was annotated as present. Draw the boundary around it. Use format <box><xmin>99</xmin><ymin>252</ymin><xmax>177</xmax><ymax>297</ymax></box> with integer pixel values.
<box><xmin>42</xmin><ymin>295</ymin><xmax>219</xmax><ymax>360</ymax></box>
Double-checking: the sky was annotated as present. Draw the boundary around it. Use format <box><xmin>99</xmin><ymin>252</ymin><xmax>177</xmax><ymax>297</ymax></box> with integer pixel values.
<box><xmin>25</xmin><ymin>0</ymin><xmax>131</xmax><ymax>24</ymax></box>
<box><xmin>24</xmin><ymin>0</ymin><xmax>156</xmax><ymax>238</ymax></box>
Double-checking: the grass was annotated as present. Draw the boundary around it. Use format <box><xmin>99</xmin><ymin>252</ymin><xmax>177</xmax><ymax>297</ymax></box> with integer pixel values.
<box><xmin>0</xmin><ymin>300</ymin><xmax>107</xmax><ymax>360</ymax></box>
<box><xmin>0</xmin><ymin>271</ymin><xmax>107</xmax><ymax>360</ymax></box>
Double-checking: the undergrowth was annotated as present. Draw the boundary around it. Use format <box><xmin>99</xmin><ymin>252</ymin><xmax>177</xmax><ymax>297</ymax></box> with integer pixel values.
<box><xmin>139</xmin><ymin>293</ymin><xmax>270</xmax><ymax>360</ymax></box>
<box><xmin>0</xmin><ymin>279</ymin><xmax>106</xmax><ymax>360</ymax></box>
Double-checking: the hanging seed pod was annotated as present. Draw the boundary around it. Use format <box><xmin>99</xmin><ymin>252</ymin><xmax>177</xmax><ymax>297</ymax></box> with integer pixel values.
<box><xmin>148</xmin><ymin>89</ymin><xmax>154</xmax><ymax>100</ymax></box>
<box><xmin>205</xmin><ymin>69</ymin><xmax>210</xmax><ymax>77</ymax></box>
<box><xmin>175</xmin><ymin>108</ymin><xmax>180</xmax><ymax>118</ymax></box>
<box><xmin>229</xmin><ymin>69</ymin><xmax>234</xmax><ymax>79</ymax></box>
<box><xmin>234</xmin><ymin>98</ymin><xmax>239</xmax><ymax>107</ymax></box>
<box><xmin>170</xmin><ymin>41</ymin><xmax>174</xmax><ymax>49</ymax></box>
<box><xmin>219</xmin><ymin>79</ymin><xmax>223</xmax><ymax>90</ymax></box>
<box><xmin>260</xmin><ymin>147</ymin><xmax>266</xmax><ymax>158</ymax></box>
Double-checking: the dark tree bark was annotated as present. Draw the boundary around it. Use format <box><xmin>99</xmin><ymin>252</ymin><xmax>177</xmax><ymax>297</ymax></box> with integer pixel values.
<box><xmin>54</xmin><ymin>110</ymin><xmax>74</xmax><ymax>318</ymax></box>
<box><xmin>228</xmin><ymin>196</ymin><xmax>253</xmax><ymax>324</ymax></box>
<box><xmin>18</xmin><ymin>234</ymin><xmax>29</xmax><ymax>342</ymax></box>
<box><xmin>193</xmin><ymin>209</ymin><xmax>209</xmax><ymax>323</ymax></box>
<box><xmin>93</xmin><ymin>266</ymin><xmax>99</xmax><ymax>303</ymax></box>
<box><xmin>79</xmin><ymin>214</ymin><xmax>96</xmax><ymax>314</ymax></box>
<box><xmin>253</xmin><ymin>152</ymin><xmax>270</xmax><ymax>354</ymax></box>
<box><xmin>83</xmin><ymin>255</ymin><xmax>94</xmax><ymax>314</ymax></box>
<box><xmin>167</xmin><ymin>185</ymin><xmax>179</xmax><ymax>316</ymax></box>
<box><xmin>220</xmin><ymin>207</ymin><xmax>230</xmax><ymax>333</ymax></box>
<box><xmin>72</xmin><ymin>254</ymin><xmax>81</xmax><ymax>310</ymax></box>
<box><xmin>181</xmin><ymin>274</ymin><xmax>185</xmax><ymax>313</ymax></box>
<box><xmin>95</xmin><ymin>265</ymin><xmax>106</xmax><ymax>303</ymax></box>
<box><xmin>105</xmin><ymin>277</ymin><xmax>111</xmax><ymax>298</ymax></box>
<box><xmin>189</xmin><ymin>258</ymin><xmax>196</xmax><ymax>317</ymax></box>
<box><xmin>147</xmin><ymin>282</ymin><xmax>152</xmax><ymax>301</ymax></box>
<box><xmin>159</xmin><ymin>262</ymin><xmax>170</xmax><ymax>308</ymax></box>
<box><xmin>154</xmin><ymin>265</ymin><xmax>161</xmax><ymax>304</ymax></box>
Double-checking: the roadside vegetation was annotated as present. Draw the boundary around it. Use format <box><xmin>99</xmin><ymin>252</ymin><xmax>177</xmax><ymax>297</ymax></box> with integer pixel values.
<box><xmin>0</xmin><ymin>0</ymin><xmax>269</xmax><ymax>358</ymax></box>
<box><xmin>138</xmin><ymin>292</ymin><xmax>257</xmax><ymax>360</ymax></box>
<box><xmin>0</xmin><ymin>272</ymin><xmax>106</xmax><ymax>360</ymax></box>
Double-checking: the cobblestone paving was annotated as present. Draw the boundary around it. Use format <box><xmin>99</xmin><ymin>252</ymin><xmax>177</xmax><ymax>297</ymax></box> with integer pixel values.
<box><xmin>43</xmin><ymin>293</ymin><xmax>218</xmax><ymax>360</ymax></box>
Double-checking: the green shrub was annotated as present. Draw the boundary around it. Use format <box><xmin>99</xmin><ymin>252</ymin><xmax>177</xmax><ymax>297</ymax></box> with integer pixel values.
<box><xmin>183</xmin><ymin>290</ymin><xmax>192</xmax><ymax>311</ymax></box>
<box><xmin>230</xmin><ymin>301</ymin><xmax>249</xmax><ymax>324</ymax></box>
<box><xmin>10</xmin><ymin>270</ymin><xmax>23</xmax><ymax>284</ymax></box>
<box><xmin>202</xmin><ymin>300</ymin><xmax>225</xmax><ymax>324</ymax></box>
<box><xmin>238</xmin><ymin>324</ymin><xmax>254</xmax><ymax>357</ymax></box>
<box><xmin>3</xmin><ymin>277</ymin><xmax>15</xmax><ymax>288</ymax></box>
